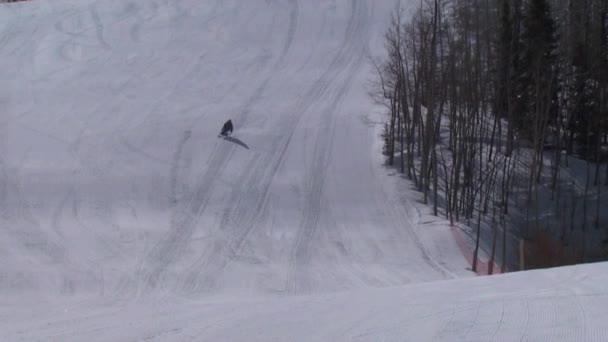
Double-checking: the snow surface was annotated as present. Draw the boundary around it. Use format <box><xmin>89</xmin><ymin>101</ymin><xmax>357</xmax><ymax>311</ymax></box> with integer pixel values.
<box><xmin>4</xmin><ymin>262</ymin><xmax>608</xmax><ymax>341</ymax></box>
<box><xmin>0</xmin><ymin>0</ymin><xmax>604</xmax><ymax>340</ymax></box>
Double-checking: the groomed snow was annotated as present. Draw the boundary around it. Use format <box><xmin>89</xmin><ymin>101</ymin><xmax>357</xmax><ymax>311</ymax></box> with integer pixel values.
<box><xmin>1</xmin><ymin>0</ymin><xmax>604</xmax><ymax>340</ymax></box>
<box><xmin>3</xmin><ymin>262</ymin><xmax>607</xmax><ymax>341</ymax></box>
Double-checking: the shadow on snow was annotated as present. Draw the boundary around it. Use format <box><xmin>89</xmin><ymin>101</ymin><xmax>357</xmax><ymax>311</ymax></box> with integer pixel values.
<box><xmin>223</xmin><ymin>136</ymin><xmax>250</xmax><ymax>150</ymax></box>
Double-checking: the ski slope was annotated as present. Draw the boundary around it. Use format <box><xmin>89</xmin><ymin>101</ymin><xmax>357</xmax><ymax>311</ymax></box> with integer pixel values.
<box><xmin>0</xmin><ymin>0</ymin><xmax>470</xmax><ymax>299</ymax></box>
<box><xmin>3</xmin><ymin>262</ymin><xmax>608</xmax><ymax>341</ymax></box>
<box><xmin>2</xmin><ymin>0</ymin><xmax>605</xmax><ymax>340</ymax></box>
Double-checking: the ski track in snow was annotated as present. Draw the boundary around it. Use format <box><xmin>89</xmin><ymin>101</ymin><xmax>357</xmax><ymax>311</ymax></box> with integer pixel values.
<box><xmin>175</xmin><ymin>0</ymin><xmax>309</xmax><ymax>294</ymax></box>
<box><xmin>287</xmin><ymin>0</ymin><xmax>369</xmax><ymax>294</ymax></box>
<box><xmin>179</xmin><ymin>0</ymin><xmax>371</xmax><ymax>295</ymax></box>
<box><xmin>127</xmin><ymin>0</ymin><xmax>304</xmax><ymax>296</ymax></box>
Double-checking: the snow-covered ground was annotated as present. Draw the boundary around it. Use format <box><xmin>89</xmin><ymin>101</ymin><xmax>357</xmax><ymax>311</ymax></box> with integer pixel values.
<box><xmin>4</xmin><ymin>261</ymin><xmax>608</xmax><ymax>341</ymax></box>
<box><xmin>0</xmin><ymin>0</ymin><xmax>605</xmax><ymax>340</ymax></box>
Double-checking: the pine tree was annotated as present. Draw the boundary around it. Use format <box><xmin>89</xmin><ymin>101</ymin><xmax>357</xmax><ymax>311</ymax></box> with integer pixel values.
<box><xmin>495</xmin><ymin>0</ymin><xmax>511</xmax><ymax>121</ymax></box>
<box><xmin>495</xmin><ymin>0</ymin><xmax>514</xmax><ymax>155</ymax></box>
<box><xmin>517</xmin><ymin>0</ymin><xmax>559</xmax><ymax>140</ymax></box>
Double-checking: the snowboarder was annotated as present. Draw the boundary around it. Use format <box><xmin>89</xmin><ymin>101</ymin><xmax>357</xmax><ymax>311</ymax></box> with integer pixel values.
<box><xmin>219</xmin><ymin>119</ymin><xmax>233</xmax><ymax>138</ymax></box>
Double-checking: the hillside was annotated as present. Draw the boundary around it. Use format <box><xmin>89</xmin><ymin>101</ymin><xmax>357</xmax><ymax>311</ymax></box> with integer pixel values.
<box><xmin>0</xmin><ymin>0</ymin><xmax>604</xmax><ymax>340</ymax></box>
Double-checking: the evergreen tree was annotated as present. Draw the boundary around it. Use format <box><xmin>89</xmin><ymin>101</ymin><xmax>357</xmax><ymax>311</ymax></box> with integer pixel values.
<box><xmin>495</xmin><ymin>0</ymin><xmax>514</xmax><ymax>155</ymax></box>
<box><xmin>495</xmin><ymin>0</ymin><xmax>512</xmax><ymax>121</ymax></box>
<box><xmin>517</xmin><ymin>0</ymin><xmax>559</xmax><ymax>139</ymax></box>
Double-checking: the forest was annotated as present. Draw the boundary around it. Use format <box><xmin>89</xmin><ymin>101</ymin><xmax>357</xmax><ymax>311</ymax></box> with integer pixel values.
<box><xmin>374</xmin><ymin>0</ymin><xmax>608</xmax><ymax>271</ymax></box>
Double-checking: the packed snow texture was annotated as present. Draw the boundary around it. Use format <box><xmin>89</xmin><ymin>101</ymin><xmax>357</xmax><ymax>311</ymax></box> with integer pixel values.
<box><xmin>0</xmin><ymin>0</ymin><xmax>471</xmax><ymax>299</ymax></box>
<box><xmin>4</xmin><ymin>262</ymin><xmax>608</xmax><ymax>341</ymax></box>
<box><xmin>0</xmin><ymin>0</ymin><xmax>604</xmax><ymax>340</ymax></box>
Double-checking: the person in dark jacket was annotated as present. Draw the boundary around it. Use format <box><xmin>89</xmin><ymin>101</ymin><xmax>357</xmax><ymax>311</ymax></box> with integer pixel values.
<box><xmin>220</xmin><ymin>119</ymin><xmax>233</xmax><ymax>137</ymax></box>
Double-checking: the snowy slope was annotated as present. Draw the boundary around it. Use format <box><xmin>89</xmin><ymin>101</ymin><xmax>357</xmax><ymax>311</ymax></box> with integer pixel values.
<box><xmin>5</xmin><ymin>0</ymin><xmax>601</xmax><ymax>340</ymax></box>
<box><xmin>0</xmin><ymin>0</ymin><xmax>471</xmax><ymax>300</ymax></box>
<box><xmin>3</xmin><ymin>262</ymin><xmax>607</xmax><ymax>341</ymax></box>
